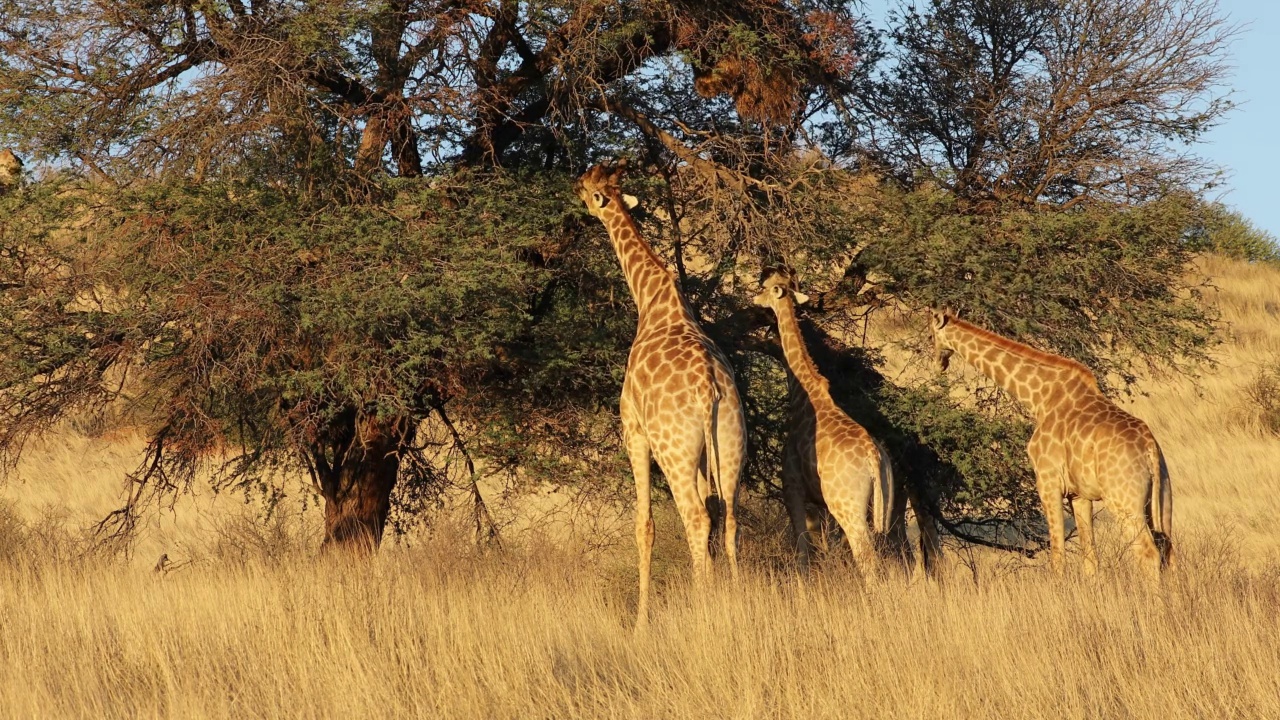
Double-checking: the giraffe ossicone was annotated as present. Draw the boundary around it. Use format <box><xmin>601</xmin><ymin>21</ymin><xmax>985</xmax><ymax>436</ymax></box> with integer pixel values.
<box><xmin>576</xmin><ymin>162</ymin><xmax>748</xmax><ymax>630</ymax></box>
<box><xmin>930</xmin><ymin>310</ymin><xmax>1174</xmax><ymax>579</ymax></box>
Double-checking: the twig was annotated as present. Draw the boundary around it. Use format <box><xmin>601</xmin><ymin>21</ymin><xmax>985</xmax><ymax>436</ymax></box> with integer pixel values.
<box><xmin>434</xmin><ymin>402</ymin><xmax>501</xmax><ymax>548</ymax></box>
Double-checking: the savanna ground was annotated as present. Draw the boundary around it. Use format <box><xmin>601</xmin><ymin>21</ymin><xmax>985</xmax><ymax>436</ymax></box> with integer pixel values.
<box><xmin>1</xmin><ymin>255</ymin><xmax>1278</xmax><ymax>719</ymax></box>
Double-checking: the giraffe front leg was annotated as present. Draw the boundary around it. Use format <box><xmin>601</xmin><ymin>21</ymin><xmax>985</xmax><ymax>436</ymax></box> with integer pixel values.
<box><xmin>1071</xmin><ymin>497</ymin><xmax>1097</xmax><ymax>577</ymax></box>
<box><xmin>908</xmin><ymin>485</ymin><xmax>944</xmax><ymax>582</ymax></box>
<box><xmin>885</xmin><ymin>472</ymin><xmax>913</xmax><ymax>578</ymax></box>
<box><xmin>782</xmin><ymin>452</ymin><xmax>812</xmax><ymax>574</ymax></box>
<box><xmin>627</xmin><ymin>434</ymin><xmax>655</xmax><ymax>631</ymax></box>
<box><xmin>1037</xmin><ymin>483</ymin><xmax>1067</xmax><ymax>576</ymax></box>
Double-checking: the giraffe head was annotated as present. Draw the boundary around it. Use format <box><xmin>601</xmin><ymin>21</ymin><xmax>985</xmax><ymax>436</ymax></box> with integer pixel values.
<box><xmin>930</xmin><ymin>309</ymin><xmax>956</xmax><ymax>372</ymax></box>
<box><xmin>575</xmin><ymin>162</ymin><xmax>638</xmax><ymax>221</ymax></box>
<box><xmin>751</xmin><ymin>269</ymin><xmax>809</xmax><ymax>310</ymax></box>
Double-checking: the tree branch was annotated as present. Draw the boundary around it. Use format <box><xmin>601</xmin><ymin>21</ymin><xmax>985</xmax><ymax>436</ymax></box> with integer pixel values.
<box><xmin>434</xmin><ymin>402</ymin><xmax>500</xmax><ymax>547</ymax></box>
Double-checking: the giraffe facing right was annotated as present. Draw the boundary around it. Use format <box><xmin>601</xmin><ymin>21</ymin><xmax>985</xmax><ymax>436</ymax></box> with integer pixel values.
<box><xmin>930</xmin><ymin>311</ymin><xmax>1173</xmax><ymax>579</ymax></box>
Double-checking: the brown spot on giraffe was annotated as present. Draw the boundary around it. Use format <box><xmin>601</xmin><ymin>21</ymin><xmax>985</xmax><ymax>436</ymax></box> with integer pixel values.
<box><xmin>754</xmin><ymin>272</ymin><xmax>939</xmax><ymax>580</ymax></box>
<box><xmin>930</xmin><ymin>311</ymin><xmax>1174</xmax><ymax>579</ymax></box>
<box><xmin>576</xmin><ymin>162</ymin><xmax>748</xmax><ymax>630</ymax></box>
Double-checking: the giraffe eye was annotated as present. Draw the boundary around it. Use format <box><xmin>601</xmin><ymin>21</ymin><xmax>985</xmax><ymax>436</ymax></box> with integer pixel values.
<box><xmin>594</xmin><ymin>192</ymin><xmax>609</xmax><ymax>208</ymax></box>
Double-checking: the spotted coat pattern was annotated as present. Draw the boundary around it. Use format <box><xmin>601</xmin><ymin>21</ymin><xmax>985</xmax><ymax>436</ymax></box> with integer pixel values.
<box><xmin>754</xmin><ymin>274</ymin><xmax>898</xmax><ymax>578</ymax></box>
<box><xmin>576</xmin><ymin>164</ymin><xmax>747</xmax><ymax>628</ymax></box>
<box><xmin>931</xmin><ymin>312</ymin><xmax>1174</xmax><ymax>578</ymax></box>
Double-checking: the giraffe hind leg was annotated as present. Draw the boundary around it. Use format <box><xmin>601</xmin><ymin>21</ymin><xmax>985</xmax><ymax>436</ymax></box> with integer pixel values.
<box><xmin>1116</xmin><ymin>506</ymin><xmax>1162</xmax><ymax>583</ymax></box>
<box><xmin>828</xmin><ymin>485</ymin><xmax>880</xmax><ymax>583</ymax></box>
<box><xmin>1156</xmin><ymin>471</ymin><xmax>1174</xmax><ymax>569</ymax></box>
<box><xmin>699</xmin><ymin>468</ymin><xmax>723</xmax><ymax>561</ymax></box>
<box><xmin>715</xmin><ymin>447</ymin><xmax>743</xmax><ymax>582</ymax></box>
<box><xmin>667</xmin><ymin>451</ymin><xmax>713</xmax><ymax>585</ymax></box>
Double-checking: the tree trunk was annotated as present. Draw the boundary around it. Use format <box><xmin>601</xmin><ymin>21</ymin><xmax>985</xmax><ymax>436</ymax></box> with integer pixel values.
<box><xmin>355</xmin><ymin>115</ymin><xmax>390</xmax><ymax>178</ymax></box>
<box><xmin>355</xmin><ymin>99</ymin><xmax>421</xmax><ymax>178</ymax></box>
<box><xmin>390</xmin><ymin>113</ymin><xmax>421</xmax><ymax>177</ymax></box>
<box><xmin>312</xmin><ymin>416</ymin><xmax>407</xmax><ymax>552</ymax></box>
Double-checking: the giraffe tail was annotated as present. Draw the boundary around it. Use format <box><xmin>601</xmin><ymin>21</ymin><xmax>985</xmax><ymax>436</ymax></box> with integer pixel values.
<box><xmin>703</xmin><ymin>381</ymin><xmax>724</xmax><ymax>503</ymax></box>
<box><xmin>873</xmin><ymin>441</ymin><xmax>894</xmax><ymax>536</ymax></box>
<box><xmin>1148</xmin><ymin>439</ymin><xmax>1174</xmax><ymax>567</ymax></box>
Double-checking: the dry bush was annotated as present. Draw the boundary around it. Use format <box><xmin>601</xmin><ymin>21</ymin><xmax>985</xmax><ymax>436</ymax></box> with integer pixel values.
<box><xmin>1242</xmin><ymin>361</ymin><xmax>1280</xmax><ymax>437</ymax></box>
<box><xmin>192</xmin><ymin>512</ymin><xmax>322</xmax><ymax>568</ymax></box>
<box><xmin>0</xmin><ymin>501</ymin><xmax>121</xmax><ymax>574</ymax></box>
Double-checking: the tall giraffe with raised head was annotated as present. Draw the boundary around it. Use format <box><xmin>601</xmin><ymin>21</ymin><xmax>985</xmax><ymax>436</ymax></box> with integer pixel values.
<box><xmin>930</xmin><ymin>311</ymin><xmax>1173</xmax><ymax>578</ymax></box>
<box><xmin>753</xmin><ymin>271</ymin><xmax>898</xmax><ymax>577</ymax></box>
<box><xmin>576</xmin><ymin>162</ymin><xmax>747</xmax><ymax>628</ymax></box>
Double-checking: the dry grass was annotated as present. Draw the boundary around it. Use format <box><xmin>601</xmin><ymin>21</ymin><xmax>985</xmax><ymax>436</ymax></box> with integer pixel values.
<box><xmin>2</xmin><ymin>255</ymin><xmax>1279</xmax><ymax>719</ymax></box>
<box><xmin>0</xmin><ymin>527</ymin><xmax>1278</xmax><ymax>719</ymax></box>
<box><xmin>1120</xmin><ymin>255</ymin><xmax>1280</xmax><ymax>565</ymax></box>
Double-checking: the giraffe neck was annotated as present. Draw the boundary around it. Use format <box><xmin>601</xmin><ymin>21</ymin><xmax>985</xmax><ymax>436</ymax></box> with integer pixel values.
<box><xmin>773</xmin><ymin>297</ymin><xmax>830</xmax><ymax>401</ymax></box>
<box><xmin>598</xmin><ymin>204</ymin><xmax>684</xmax><ymax>321</ymax></box>
<box><xmin>942</xmin><ymin>317</ymin><xmax>1097</xmax><ymax>417</ymax></box>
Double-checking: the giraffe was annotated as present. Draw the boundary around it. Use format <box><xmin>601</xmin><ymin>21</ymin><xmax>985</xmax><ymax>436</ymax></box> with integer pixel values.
<box><xmin>575</xmin><ymin>162</ymin><xmax>747</xmax><ymax>628</ymax></box>
<box><xmin>929</xmin><ymin>311</ymin><xmax>1173</xmax><ymax>579</ymax></box>
<box><xmin>752</xmin><ymin>270</ymin><xmax>899</xmax><ymax>578</ymax></box>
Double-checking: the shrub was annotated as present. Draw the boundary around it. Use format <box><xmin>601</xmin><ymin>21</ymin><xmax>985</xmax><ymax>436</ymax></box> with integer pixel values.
<box><xmin>1243</xmin><ymin>361</ymin><xmax>1280</xmax><ymax>437</ymax></box>
<box><xmin>1191</xmin><ymin>202</ymin><xmax>1280</xmax><ymax>265</ymax></box>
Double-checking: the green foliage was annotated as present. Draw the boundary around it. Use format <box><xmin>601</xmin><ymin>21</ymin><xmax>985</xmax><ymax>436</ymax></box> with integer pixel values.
<box><xmin>855</xmin><ymin>184</ymin><xmax>1215</xmax><ymax>387</ymax></box>
<box><xmin>0</xmin><ymin>172</ymin><xmax>633</xmax><ymax>510</ymax></box>
<box><xmin>0</xmin><ymin>0</ymin><xmax>1249</xmax><ymax>552</ymax></box>
<box><xmin>869</xmin><ymin>383</ymin><xmax>1040</xmax><ymax>541</ymax></box>
<box><xmin>1190</xmin><ymin>202</ymin><xmax>1280</xmax><ymax>265</ymax></box>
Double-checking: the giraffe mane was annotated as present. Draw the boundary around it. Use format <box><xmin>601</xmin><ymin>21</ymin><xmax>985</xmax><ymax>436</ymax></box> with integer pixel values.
<box><xmin>946</xmin><ymin>315</ymin><xmax>1099</xmax><ymax>389</ymax></box>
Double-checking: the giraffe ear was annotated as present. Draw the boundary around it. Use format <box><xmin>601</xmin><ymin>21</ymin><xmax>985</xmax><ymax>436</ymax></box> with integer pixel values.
<box><xmin>793</xmin><ymin>291</ymin><xmax>810</xmax><ymax>305</ymax></box>
<box><xmin>931</xmin><ymin>310</ymin><xmax>948</xmax><ymax>330</ymax></box>
<box><xmin>622</xmin><ymin>194</ymin><xmax>639</xmax><ymax>209</ymax></box>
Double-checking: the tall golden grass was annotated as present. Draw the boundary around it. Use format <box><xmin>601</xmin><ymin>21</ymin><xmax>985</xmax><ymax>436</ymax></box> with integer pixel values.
<box><xmin>1</xmin><ymin>255</ymin><xmax>1279</xmax><ymax>719</ymax></box>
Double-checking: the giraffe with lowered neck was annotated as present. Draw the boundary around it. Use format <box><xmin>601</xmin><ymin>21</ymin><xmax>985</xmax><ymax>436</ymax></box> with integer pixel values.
<box><xmin>930</xmin><ymin>311</ymin><xmax>1173</xmax><ymax>578</ymax></box>
<box><xmin>753</xmin><ymin>271</ymin><xmax>899</xmax><ymax>578</ymax></box>
<box><xmin>576</xmin><ymin>163</ymin><xmax>747</xmax><ymax>629</ymax></box>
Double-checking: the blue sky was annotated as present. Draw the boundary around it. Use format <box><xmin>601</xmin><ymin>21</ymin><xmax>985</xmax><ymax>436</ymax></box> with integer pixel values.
<box><xmin>1201</xmin><ymin>0</ymin><xmax>1280</xmax><ymax>238</ymax></box>
<box><xmin>860</xmin><ymin>0</ymin><xmax>1279</xmax><ymax>238</ymax></box>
